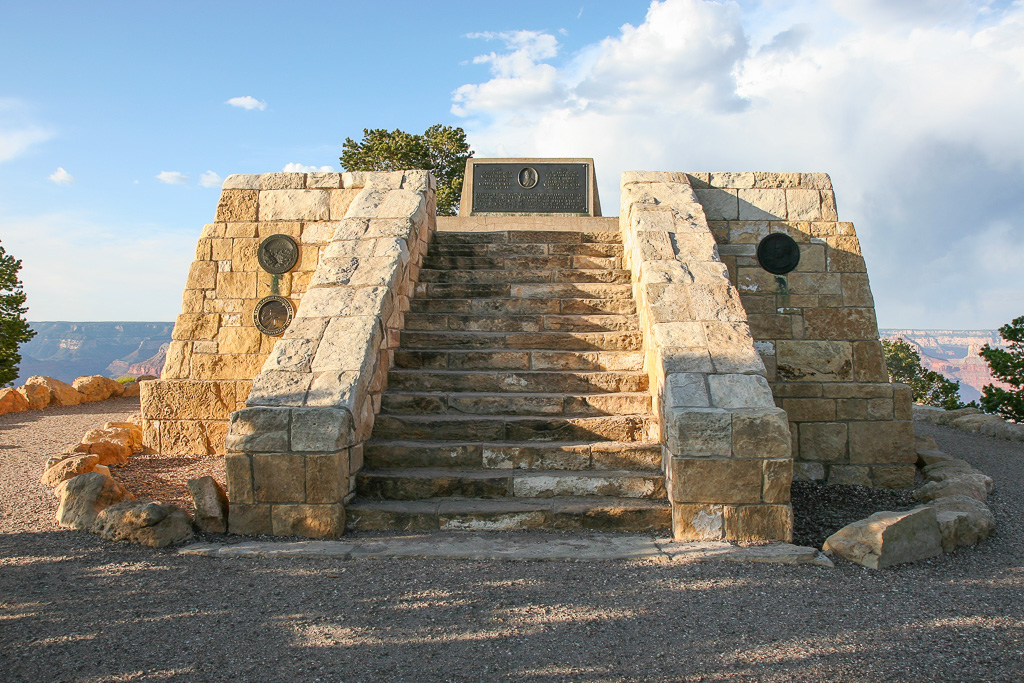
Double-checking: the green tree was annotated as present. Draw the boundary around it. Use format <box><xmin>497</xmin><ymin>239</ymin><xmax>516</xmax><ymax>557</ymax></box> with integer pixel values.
<box><xmin>0</xmin><ymin>241</ymin><xmax>36</xmax><ymax>386</ymax></box>
<box><xmin>881</xmin><ymin>337</ymin><xmax>965</xmax><ymax>410</ymax></box>
<box><xmin>978</xmin><ymin>316</ymin><xmax>1024</xmax><ymax>422</ymax></box>
<box><xmin>340</xmin><ymin>125</ymin><xmax>473</xmax><ymax>216</ymax></box>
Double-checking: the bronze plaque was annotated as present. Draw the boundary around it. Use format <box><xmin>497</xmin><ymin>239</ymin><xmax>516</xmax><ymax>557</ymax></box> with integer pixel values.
<box><xmin>258</xmin><ymin>234</ymin><xmax>299</xmax><ymax>274</ymax></box>
<box><xmin>253</xmin><ymin>296</ymin><xmax>294</xmax><ymax>336</ymax></box>
<box><xmin>757</xmin><ymin>233</ymin><xmax>801</xmax><ymax>275</ymax></box>
<box><xmin>472</xmin><ymin>162</ymin><xmax>588</xmax><ymax>214</ymax></box>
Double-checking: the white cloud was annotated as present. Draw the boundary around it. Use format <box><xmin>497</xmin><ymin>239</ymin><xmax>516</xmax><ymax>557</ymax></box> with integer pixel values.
<box><xmin>452</xmin><ymin>0</ymin><xmax>1024</xmax><ymax>328</ymax></box>
<box><xmin>282</xmin><ymin>162</ymin><xmax>334</xmax><ymax>172</ymax></box>
<box><xmin>48</xmin><ymin>167</ymin><xmax>74</xmax><ymax>185</ymax></box>
<box><xmin>199</xmin><ymin>170</ymin><xmax>222</xmax><ymax>188</ymax></box>
<box><xmin>0</xmin><ymin>98</ymin><xmax>52</xmax><ymax>164</ymax></box>
<box><xmin>156</xmin><ymin>171</ymin><xmax>189</xmax><ymax>185</ymax></box>
<box><xmin>225</xmin><ymin>96</ymin><xmax>267</xmax><ymax>111</ymax></box>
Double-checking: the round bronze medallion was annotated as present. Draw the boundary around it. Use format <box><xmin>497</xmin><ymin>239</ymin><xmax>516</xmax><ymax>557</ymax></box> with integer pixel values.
<box><xmin>756</xmin><ymin>233</ymin><xmax>801</xmax><ymax>275</ymax></box>
<box><xmin>257</xmin><ymin>234</ymin><xmax>299</xmax><ymax>274</ymax></box>
<box><xmin>253</xmin><ymin>296</ymin><xmax>294</xmax><ymax>336</ymax></box>
<box><xmin>517</xmin><ymin>166</ymin><xmax>539</xmax><ymax>189</ymax></box>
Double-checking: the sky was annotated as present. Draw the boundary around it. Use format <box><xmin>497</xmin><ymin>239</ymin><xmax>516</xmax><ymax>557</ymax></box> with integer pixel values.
<box><xmin>1</xmin><ymin>0</ymin><xmax>1022</xmax><ymax>329</ymax></box>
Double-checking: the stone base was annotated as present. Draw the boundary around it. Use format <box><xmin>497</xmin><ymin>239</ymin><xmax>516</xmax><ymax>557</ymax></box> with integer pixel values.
<box><xmin>671</xmin><ymin>502</ymin><xmax>793</xmax><ymax>542</ymax></box>
<box><xmin>228</xmin><ymin>503</ymin><xmax>345</xmax><ymax>538</ymax></box>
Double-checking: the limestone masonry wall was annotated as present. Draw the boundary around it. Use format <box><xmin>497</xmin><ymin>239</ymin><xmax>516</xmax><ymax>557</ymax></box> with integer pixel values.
<box><xmin>141</xmin><ymin>172</ymin><xmax>365</xmax><ymax>455</ymax></box>
<box><xmin>619</xmin><ymin>171</ymin><xmax>793</xmax><ymax>542</ymax></box>
<box><xmin>687</xmin><ymin>172</ymin><xmax>915</xmax><ymax>487</ymax></box>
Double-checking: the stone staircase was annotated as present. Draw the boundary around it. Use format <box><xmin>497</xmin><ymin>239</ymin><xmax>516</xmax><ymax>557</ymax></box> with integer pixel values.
<box><xmin>346</xmin><ymin>227</ymin><xmax>672</xmax><ymax>532</ymax></box>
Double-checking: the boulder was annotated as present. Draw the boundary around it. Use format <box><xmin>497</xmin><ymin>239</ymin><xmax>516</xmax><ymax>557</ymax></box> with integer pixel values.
<box><xmin>25</xmin><ymin>375</ymin><xmax>84</xmax><ymax>406</ymax></box>
<box><xmin>914</xmin><ymin>433</ymin><xmax>938</xmax><ymax>451</ymax></box>
<box><xmin>120</xmin><ymin>382</ymin><xmax>141</xmax><ymax>398</ymax></box>
<box><xmin>0</xmin><ymin>387</ymin><xmax>29</xmax><ymax>415</ymax></box>
<box><xmin>101</xmin><ymin>422</ymin><xmax>144</xmax><ymax>450</ymax></box>
<box><xmin>18</xmin><ymin>383</ymin><xmax>50</xmax><ymax>410</ymax></box>
<box><xmin>979</xmin><ymin>420</ymin><xmax>1024</xmax><ymax>442</ymax></box>
<box><xmin>187</xmin><ymin>476</ymin><xmax>229</xmax><ymax>533</ymax></box>
<box><xmin>73</xmin><ymin>375</ymin><xmax>124</xmax><ymax>402</ymax></box>
<box><xmin>915</xmin><ymin>476</ymin><xmax>989</xmax><ymax>503</ymax></box>
<box><xmin>922</xmin><ymin>457</ymin><xmax>973</xmax><ymax>474</ymax></box>
<box><xmin>928</xmin><ymin>495</ymin><xmax>995</xmax><ymax>552</ymax></box>
<box><xmin>823</xmin><ymin>507</ymin><xmax>943</xmax><ymax>569</ymax></box>
<box><xmin>56</xmin><ymin>471</ymin><xmax>133</xmax><ymax>530</ymax></box>
<box><xmin>951</xmin><ymin>413</ymin><xmax>1002</xmax><ymax>432</ymax></box>
<box><xmin>922</xmin><ymin>466</ymin><xmax>994</xmax><ymax>494</ymax></box>
<box><xmin>917</xmin><ymin>449</ymin><xmax>959</xmax><ymax>467</ymax></box>
<box><xmin>74</xmin><ymin>427</ymin><xmax>134</xmax><ymax>465</ymax></box>
<box><xmin>40</xmin><ymin>454</ymin><xmax>100</xmax><ymax>486</ymax></box>
<box><xmin>91</xmin><ymin>500</ymin><xmax>193</xmax><ymax>548</ymax></box>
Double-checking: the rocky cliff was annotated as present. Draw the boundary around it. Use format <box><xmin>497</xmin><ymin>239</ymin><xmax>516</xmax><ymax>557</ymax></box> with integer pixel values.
<box><xmin>879</xmin><ymin>329</ymin><xmax>1009</xmax><ymax>403</ymax></box>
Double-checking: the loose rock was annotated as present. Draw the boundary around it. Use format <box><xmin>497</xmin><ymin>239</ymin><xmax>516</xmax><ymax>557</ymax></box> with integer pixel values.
<box><xmin>823</xmin><ymin>507</ymin><xmax>943</xmax><ymax>569</ymax></box>
<box><xmin>187</xmin><ymin>476</ymin><xmax>229</xmax><ymax>533</ymax></box>
<box><xmin>0</xmin><ymin>387</ymin><xmax>29</xmax><ymax>415</ymax></box>
<box><xmin>929</xmin><ymin>495</ymin><xmax>996</xmax><ymax>552</ymax></box>
<box><xmin>25</xmin><ymin>375</ymin><xmax>84</xmax><ymax>406</ymax></box>
<box><xmin>40</xmin><ymin>454</ymin><xmax>100</xmax><ymax>486</ymax></box>
<box><xmin>90</xmin><ymin>500</ymin><xmax>193</xmax><ymax>548</ymax></box>
<box><xmin>56</xmin><ymin>471</ymin><xmax>133</xmax><ymax>530</ymax></box>
<box><xmin>18</xmin><ymin>383</ymin><xmax>50</xmax><ymax>410</ymax></box>
<box><xmin>73</xmin><ymin>375</ymin><xmax>125</xmax><ymax>402</ymax></box>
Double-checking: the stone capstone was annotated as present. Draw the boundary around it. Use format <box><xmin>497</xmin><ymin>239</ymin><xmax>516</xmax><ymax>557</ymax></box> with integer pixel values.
<box><xmin>187</xmin><ymin>476</ymin><xmax>229</xmax><ymax>533</ymax></box>
<box><xmin>823</xmin><ymin>507</ymin><xmax>943</xmax><ymax>569</ymax></box>
<box><xmin>91</xmin><ymin>500</ymin><xmax>194</xmax><ymax>548</ymax></box>
<box><xmin>56</xmin><ymin>471</ymin><xmax>134</xmax><ymax>530</ymax></box>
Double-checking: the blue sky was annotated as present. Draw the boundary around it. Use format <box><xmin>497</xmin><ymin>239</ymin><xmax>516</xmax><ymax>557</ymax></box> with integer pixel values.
<box><xmin>2</xmin><ymin>0</ymin><xmax>1023</xmax><ymax>329</ymax></box>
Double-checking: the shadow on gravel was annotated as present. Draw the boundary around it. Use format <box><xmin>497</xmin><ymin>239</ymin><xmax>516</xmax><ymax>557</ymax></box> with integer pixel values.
<box><xmin>2</xmin><ymin>526</ymin><xmax>1024</xmax><ymax>682</ymax></box>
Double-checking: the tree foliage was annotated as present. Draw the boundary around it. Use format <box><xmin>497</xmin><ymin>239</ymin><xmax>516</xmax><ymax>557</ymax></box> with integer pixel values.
<box><xmin>340</xmin><ymin>125</ymin><xmax>473</xmax><ymax>216</ymax></box>
<box><xmin>0</xmin><ymin>241</ymin><xmax>36</xmax><ymax>386</ymax></box>
<box><xmin>978</xmin><ymin>316</ymin><xmax>1024</xmax><ymax>422</ymax></box>
<box><xmin>881</xmin><ymin>337</ymin><xmax>965</xmax><ymax>410</ymax></box>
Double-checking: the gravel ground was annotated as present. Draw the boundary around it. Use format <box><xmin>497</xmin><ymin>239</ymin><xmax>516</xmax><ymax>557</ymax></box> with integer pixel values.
<box><xmin>2</xmin><ymin>406</ymin><xmax>1023</xmax><ymax>682</ymax></box>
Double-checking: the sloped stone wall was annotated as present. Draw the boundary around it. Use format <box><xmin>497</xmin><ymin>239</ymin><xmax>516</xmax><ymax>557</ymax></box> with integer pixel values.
<box><xmin>141</xmin><ymin>172</ymin><xmax>365</xmax><ymax>455</ymax></box>
<box><xmin>620</xmin><ymin>171</ymin><xmax>793</xmax><ymax>542</ymax></box>
<box><xmin>688</xmin><ymin>172</ymin><xmax>915</xmax><ymax>487</ymax></box>
<box><xmin>222</xmin><ymin>171</ymin><xmax>436</xmax><ymax>537</ymax></box>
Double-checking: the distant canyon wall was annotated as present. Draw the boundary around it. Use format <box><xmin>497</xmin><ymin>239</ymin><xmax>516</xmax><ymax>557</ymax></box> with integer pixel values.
<box><xmin>879</xmin><ymin>329</ymin><xmax>1009</xmax><ymax>403</ymax></box>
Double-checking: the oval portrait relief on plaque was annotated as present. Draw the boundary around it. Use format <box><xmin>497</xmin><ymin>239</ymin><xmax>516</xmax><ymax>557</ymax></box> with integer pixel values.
<box><xmin>517</xmin><ymin>166</ymin><xmax>539</xmax><ymax>189</ymax></box>
<box><xmin>258</xmin><ymin>234</ymin><xmax>299</xmax><ymax>274</ymax></box>
<box><xmin>756</xmin><ymin>233</ymin><xmax>801</xmax><ymax>275</ymax></box>
<box><xmin>253</xmin><ymin>296</ymin><xmax>294</xmax><ymax>336</ymax></box>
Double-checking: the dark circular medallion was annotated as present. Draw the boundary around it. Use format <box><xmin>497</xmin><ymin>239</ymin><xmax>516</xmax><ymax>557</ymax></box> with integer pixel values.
<box><xmin>756</xmin><ymin>233</ymin><xmax>801</xmax><ymax>275</ymax></box>
<box><xmin>517</xmin><ymin>166</ymin><xmax>539</xmax><ymax>189</ymax></box>
<box><xmin>253</xmin><ymin>296</ymin><xmax>294</xmax><ymax>336</ymax></box>
<box><xmin>257</xmin><ymin>234</ymin><xmax>299</xmax><ymax>274</ymax></box>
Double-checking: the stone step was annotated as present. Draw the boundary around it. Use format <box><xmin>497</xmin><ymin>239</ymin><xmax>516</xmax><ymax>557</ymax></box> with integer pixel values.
<box><xmin>417</xmin><ymin>269</ymin><xmax>632</xmax><ymax>285</ymax></box>
<box><xmin>370</xmin><ymin>414</ymin><xmax>657</xmax><ymax>443</ymax></box>
<box><xmin>430</xmin><ymin>242</ymin><xmax>624</xmax><ymax>258</ymax></box>
<box><xmin>364</xmin><ymin>439</ymin><xmax>662</xmax><ymax>471</ymax></box>
<box><xmin>398</xmin><ymin>330</ymin><xmax>644</xmax><ymax>351</ymax></box>
<box><xmin>345</xmin><ymin>496</ymin><xmax>672</xmax><ymax>532</ymax></box>
<box><xmin>433</xmin><ymin>230</ymin><xmax>621</xmax><ymax>246</ymax></box>
<box><xmin>393</xmin><ymin>349</ymin><xmax>644</xmax><ymax>372</ymax></box>
<box><xmin>403</xmin><ymin>313</ymin><xmax>638</xmax><ymax>334</ymax></box>
<box><xmin>380</xmin><ymin>391</ymin><xmax>652</xmax><ymax>416</ymax></box>
<box><xmin>413</xmin><ymin>282</ymin><xmax>635</xmax><ymax>300</ymax></box>
<box><xmin>409</xmin><ymin>297</ymin><xmax>636</xmax><ymax>316</ymax></box>
<box><xmin>422</xmin><ymin>255</ymin><xmax>623</xmax><ymax>270</ymax></box>
<box><xmin>355</xmin><ymin>468</ymin><xmax>666</xmax><ymax>501</ymax></box>
<box><xmin>386</xmin><ymin>370</ymin><xmax>649</xmax><ymax>394</ymax></box>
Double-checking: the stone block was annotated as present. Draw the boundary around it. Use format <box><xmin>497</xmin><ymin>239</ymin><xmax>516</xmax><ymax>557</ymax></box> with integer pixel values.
<box><xmin>732</xmin><ymin>408</ymin><xmax>791</xmax><ymax>459</ymax></box>
<box><xmin>217</xmin><ymin>271</ymin><xmax>257</xmax><ymax>300</ymax></box>
<box><xmin>799</xmin><ymin>422</ymin><xmax>848</xmax><ymax>462</ymax></box>
<box><xmin>305</xmin><ymin>370</ymin><xmax>361</xmax><ymax>410</ymax></box>
<box><xmin>260</xmin><ymin>173</ymin><xmax>305</xmax><ymax>190</ymax></box>
<box><xmin>671</xmin><ymin>504</ymin><xmax>724</xmax><ymax>541</ymax></box>
<box><xmin>187</xmin><ymin>476</ymin><xmax>229</xmax><ymax>533</ymax></box>
<box><xmin>842</xmin><ymin>273</ymin><xmax>874</xmax><ymax>307</ymax></box>
<box><xmin>216</xmin><ymin>190</ymin><xmax>259</xmax><ymax>222</ymax></box>
<box><xmin>893</xmin><ymin>384</ymin><xmax>913</xmax><ymax>420</ymax></box>
<box><xmin>724</xmin><ymin>504</ymin><xmax>793</xmax><ymax>542</ymax></box>
<box><xmin>224</xmin><ymin>454</ymin><xmax>254</xmax><ymax>504</ymax></box>
<box><xmin>246</xmin><ymin>371</ymin><xmax>312</xmax><ymax>407</ymax></box>
<box><xmin>849</xmin><ymin>420</ymin><xmax>915</xmax><ymax>464</ymax></box>
<box><xmin>228</xmin><ymin>504</ymin><xmax>272</xmax><ymax>535</ymax></box>
<box><xmin>141</xmin><ymin>379</ymin><xmax>236</xmax><ymax>420</ymax></box>
<box><xmin>871</xmin><ymin>464</ymin><xmax>916</xmax><ymax>489</ymax></box>
<box><xmin>664</xmin><ymin>373</ymin><xmax>709</xmax><ymax>408</ymax></box>
<box><xmin>709</xmin><ymin>172</ymin><xmax>755</xmax><ymax>188</ymax></box>
<box><xmin>305</xmin><ymin>452</ymin><xmax>349</xmax><ymax>504</ymax></box>
<box><xmin>707</xmin><ymin>374</ymin><xmax>775</xmax><ymax>409</ymax></box>
<box><xmin>704</xmin><ymin>323</ymin><xmax>765</xmax><ymax>374</ymax></box>
<box><xmin>775</xmin><ymin>340</ymin><xmax>854</xmax><ymax>383</ymax></box>
<box><xmin>253</xmin><ymin>453</ymin><xmax>305</xmax><ymax>503</ymax></box>
<box><xmin>738</xmin><ymin>189</ymin><xmax>787</xmax><ymax>220</ymax></box>
<box><xmin>217</xmin><ymin>326</ymin><xmax>261</xmax><ymax>355</ymax></box>
<box><xmin>688</xmin><ymin>284</ymin><xmax>746</xmax><ymax>322</ymax></box>
<box><xmin>259</xmin><ymin>190</ymin><xmax>330</xmax><ymax>221</ymax></box>
<box><xmin>222</xmin><ymin>174</ymin><xmax>261</xmax><ymax>190</ymax></box>
<box><xmin>694</xmin><ymin>188</ymin><xmax>738</xmax><ymax>220</ymax></box>
<box><xmin>311</xmin><ymin>315</ymin><xmax>382</xmax><ymax>374</ymax></box>
<box><xmin>786</xmin><ymin>189</ymin><xmax>821</xmax><ymax>220</ymax></box>
<box><xmin>262</xmin><ymin>337</ymin><xmax>318</xmax><ymax>373</ymax></box>
<box><xmin>754</xmin><ymin>172</ymin><xmax>802</xmax><ymax>188</ymax></box>
<box><xmin>297</xmin><ymin>285</ymin><xmax>388</xmax><ymax>319</ymax></box>
<box><xmin>665</xmin><ymin>408</ymin><xmax>733</xmax><ymax>457</ymax></box>
<box><xmin>290</xmin><ymin>407</ymin><xmax>355</xmax><ymax>452</ymax></box>
<box><xmin>225</xmin><ymin>222</ymin><xmax>258</xmax><ymax>238</ymax></box>
<box><xmin>226</xmin><ymin>407</ymin><xmax>290</xmax><ymax>453</ymax></box>
<box><xmin>653</xmin><ymin>322</ymin><xmax>706</xmax><ymax>348</ymax></box>
<box><xmin>669</xmin><ymin>457</ymin><xmax>762</xmax><ymax>504</ymax></box>
<box><xmin>645</xmin><ymin>283</ymin><xmax>693</xmax><ymax>323</ymax></box>
<box><xmin>823</xmin><ymin>507</ymin><xmax>942</xmax><ymax>569</ymax></box>
<box><xmin>763</xmin><ymin>459</ymin><xmax>793</xmax><ymax>502</ymax></box>
<box><xmin>190</xmin><ymin>353</ymin><xmax>265</xmax><ymax>381</ymax></box>
<box><xmin>783</xmin><ymin>398</ymin><xmax>836</xmax><ymax>421</ymax></box>
<box><xmin>728</xmin><ymin>221</ymin><xmax>769</xmax><ymax>244</ymax></box>
<box><xmin>853</xmin><ymin>341</ymin><xmax>889</xmax><ymax>382</ymax></box>
<box><xmin>803</xmin><ymin>308</ymin><xmax>878</xmax><ymax>340</ymax></box>
<box><xmin>827</xmin><ymin>465</ymin><xmax>872</xmax><ymax>486</ymax></box>
<box><xmin>737</xmin><ymin>267</ymin><xmax>782</xmax><ymax>295</ymax></box>
<box><xmin>172</xmin><ymin>313</ymin><xmax>219</xmax><ymax>341</ymax></box>
<box><xmin>793</xmin><ymin>461</ymin><xmax>825</xmax><ymax>481</ymax></box>
<box><xmin>271</xmin><ymin>504</ymin><xmax>344</xmax><ymax>538</ymax></box>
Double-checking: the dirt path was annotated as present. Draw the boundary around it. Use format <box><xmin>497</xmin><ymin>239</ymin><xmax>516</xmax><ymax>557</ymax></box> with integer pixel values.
<box><xmin>1</xmin><ymin>413</ymin><xmax>1023</xmax><ymax>682</ymax></box>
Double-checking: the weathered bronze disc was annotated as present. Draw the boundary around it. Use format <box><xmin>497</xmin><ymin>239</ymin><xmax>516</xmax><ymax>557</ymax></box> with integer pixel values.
<box><xmin>756</xmin><ymin>233</ymin><xmax>801</xmax><ymax>275</ymax></box>
<box><xmin>517</xmin><ymin>166</ymin><xmax>539</xmax><ymax>189</ymax></box>
<box><xmin>257</xmin><ymin>234</ymin><xmax>299</xmax><ymax>274</ymax></box>
<box><xmin>253</xmin><ymin>296</ymin><xmax>294</xmax><ymax>336</ymax></box>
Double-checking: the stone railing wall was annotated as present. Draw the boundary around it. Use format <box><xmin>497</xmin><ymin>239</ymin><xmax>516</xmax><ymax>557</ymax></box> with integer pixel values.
<box><xmin>619</xmin><ymin>171</ymin><xmax>793</xmax><ymax>542</ymax></box>
<box><xmin>141</xmin><ymin>172</ymin><xmax>366</xmax><ymax>455</ymax></box>
<box><xmin>222</xmin><ymin>171</ymin><xmax>436</xmax><ymax>537</ymax></box>
<box><xmin>687</xmin><ymin>172</ymin><xmax>915</xmax><ymax>488</ymax></box>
